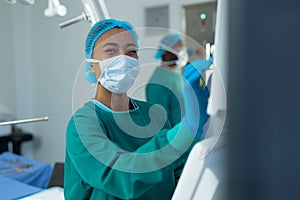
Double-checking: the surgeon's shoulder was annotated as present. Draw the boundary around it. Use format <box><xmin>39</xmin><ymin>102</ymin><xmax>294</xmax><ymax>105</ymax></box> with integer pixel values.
<box><xmin>67</xmin><ymin>101</ymin><xmax>98</xmax><ymax>126</ymax></box>
<box><xmin>72</xmin><ymin>101</ymin><xmax>97</xmax><ymax>116</ymax></box>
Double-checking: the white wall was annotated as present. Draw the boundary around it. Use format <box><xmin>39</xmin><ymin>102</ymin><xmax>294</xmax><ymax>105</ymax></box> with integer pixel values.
<box><xmin>0</xmin><ymin>0</ymin><xmax>215</xmax><ymax>166</ymax></box>
<box><xmin>0</xmin><ymin>3</ymin><xmax>16</xmax><ymax>136</ymax></box>
<box><xmin>0</xmin><ymin>3</ymin><xmax>16</xmax><ymax>122</ymax></box>
<box><xmin>105</xmin><ymin>0</ymin><xmax>215</xmax><ymax>32</ymax></box>
<box><xmin>0</xmin><ymin>1</ymin><xmax>90</xmax><ymax>164</ymax></box>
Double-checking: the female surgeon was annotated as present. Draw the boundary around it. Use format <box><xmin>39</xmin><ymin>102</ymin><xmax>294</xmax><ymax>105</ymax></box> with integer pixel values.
<box><xmin>64</xmin><ymin>19</ymin><xmax>213</xmax><ymax>200</ymax></box>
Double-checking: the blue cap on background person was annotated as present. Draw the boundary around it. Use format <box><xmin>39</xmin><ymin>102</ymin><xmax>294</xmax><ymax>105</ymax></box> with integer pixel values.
<box><xmin>84</xmin><ymin>19</ymin><xmax>139</xmax><ymax>83</ymax></box>
<box><xmin>155</xmin><ymin>34</ymin><xmax>181</xmax><ymax>59</ymax></box>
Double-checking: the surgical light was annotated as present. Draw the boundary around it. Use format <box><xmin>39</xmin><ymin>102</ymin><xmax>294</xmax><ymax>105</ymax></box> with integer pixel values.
<box><xmin>44</xmin><ymin>0</ymin><xmax>67</xmax><ymax>17</ymax></box>
<box><xmin>4</xmin><ymin>0</ymin><xmax>35</xmax><ymax>4</ymax></box>
<box><xmin>59</xmin><ymin>0</ymin><xmax>110</xmax><ymax>28</ymax></box>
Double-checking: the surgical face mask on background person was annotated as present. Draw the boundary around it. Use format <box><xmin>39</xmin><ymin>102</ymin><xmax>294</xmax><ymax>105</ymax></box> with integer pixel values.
<box><xmin>86</xmin><ymin>55</ymin><xmax>140</xmax><ymax>94</ymax></box>
<box><xmin>176</xmin><ymin>48</ymin><xmax>188</xmax><ymax>71</ymax></box>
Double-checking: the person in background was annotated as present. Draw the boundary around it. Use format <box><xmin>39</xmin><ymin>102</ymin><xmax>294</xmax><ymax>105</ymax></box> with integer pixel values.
<box><xmin>146</xmin><ymin>34</ymin><xmax>212</xmax><ymax>184</ymax></box>
<box><xmin>64</xmin><ymin>19</ymin><xmax>212</xmax><ymax>200</ymax></box>
<box><xmin>146</xmin><ymin>34</ymin><xmax>186</xmax><ymax>128</ymax></box>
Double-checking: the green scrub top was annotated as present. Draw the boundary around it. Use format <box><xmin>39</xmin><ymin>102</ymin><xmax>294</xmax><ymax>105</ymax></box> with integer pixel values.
<box><xmin>146</xmin><ymin>67</ymin><xmax>185</xmax><ymax>127</ymax></box>
<box><xmin>64</xmin><ymin>100</ymin><xmax>197</xmax><ymax>200</ymax></box>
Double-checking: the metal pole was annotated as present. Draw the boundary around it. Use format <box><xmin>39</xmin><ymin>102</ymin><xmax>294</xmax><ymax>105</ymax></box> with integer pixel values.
<box><xmin>0</xmin><ymin>116</ymin><xmax>49</xmax><ymax>126</ymax></box>
<box><xmin>59</xmin><ymin>12</ymin><xmax>87</xmax><ymax>28</ymax></box>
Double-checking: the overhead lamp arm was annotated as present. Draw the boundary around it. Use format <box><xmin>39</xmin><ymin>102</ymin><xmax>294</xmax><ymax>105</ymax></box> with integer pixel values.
<box><xmin>4</xmin><ymin>0</ymin><xmax>35</xmax><ymax>5</ymax></box>
<box><xmin>59</xmin><ymin>0</ymin><xmax>110</xmax><ymax>29</ymax></box>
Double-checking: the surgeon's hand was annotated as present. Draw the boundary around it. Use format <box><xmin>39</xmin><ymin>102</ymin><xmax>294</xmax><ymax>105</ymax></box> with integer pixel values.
<box><xmin>182</xmin><ymin>57</ymin><xmax>213</xmax><ymax>137</ymax></box>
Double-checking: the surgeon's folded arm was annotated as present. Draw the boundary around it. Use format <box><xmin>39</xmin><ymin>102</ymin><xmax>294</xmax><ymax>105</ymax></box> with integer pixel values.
<box><xmin>66</xmin><ymin>111</ymin><xmax>193</xmax><ymax>199</ymax></box>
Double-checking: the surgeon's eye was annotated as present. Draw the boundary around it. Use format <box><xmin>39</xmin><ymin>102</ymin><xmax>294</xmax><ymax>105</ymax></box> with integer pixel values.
<box><xmin>126</xmin><ymin>50</ymin><xmax>137</xmax><ymax>55</ymax></box>
<box><xmin>105</xmin><ymin>49</ymin><xmax>117</xmax><ymax>54</ymax></box>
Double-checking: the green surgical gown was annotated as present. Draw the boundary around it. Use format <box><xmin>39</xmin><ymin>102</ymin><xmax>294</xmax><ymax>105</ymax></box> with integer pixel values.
<box><xmin>146</xmin><ymin>67</ymin><xmax>185</xmax><ymax>127</ymax></box>
<box><xmin>64</xmin><ymin>100</ymin><xmax>197</xmax><ymax>200</ymax></box>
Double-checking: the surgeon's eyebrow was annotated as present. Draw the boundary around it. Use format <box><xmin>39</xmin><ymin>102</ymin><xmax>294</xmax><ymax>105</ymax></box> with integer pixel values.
<box><xmin>126</xmin><ymin>43</ymin><xmax>136</xmax><ymax>48</ymax></box>
<box><xmin>102</xmin><ymin>42</ymin><xmax>119</xmax><ymax>48</ymax></box>
<box><xmin>102</xmin><ymin>42</ymin><xmax>136</xmax><ymax>49</ymax></box>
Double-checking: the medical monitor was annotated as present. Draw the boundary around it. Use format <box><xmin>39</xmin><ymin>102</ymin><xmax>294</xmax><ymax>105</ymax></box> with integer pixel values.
<box><xmin>172</xmin><ymin>0</ymin><xmax>228</xmax><ymax>199</ymax></box>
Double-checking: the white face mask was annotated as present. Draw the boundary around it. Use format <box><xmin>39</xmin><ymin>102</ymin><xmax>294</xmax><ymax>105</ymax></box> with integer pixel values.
<box><xmin>176</xmin><ymin>48</ymin><xmax>188</xmax><ymax>70</ymax></box>
<box><xmin>86</xmin><ymin>55</ymin><xmax>140</xmax><ymax>94</ymax></box>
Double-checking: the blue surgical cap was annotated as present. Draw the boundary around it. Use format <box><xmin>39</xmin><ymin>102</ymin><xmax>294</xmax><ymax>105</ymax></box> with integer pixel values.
<box><xmin>84</xmin><ymin>19</ymin><xmax>139</xmax><ymax>83</ymax></box>
<box><xmin>155</xmin><ymin>34</ymin><xmax>181</xmax><ymax>59</ymax></box>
